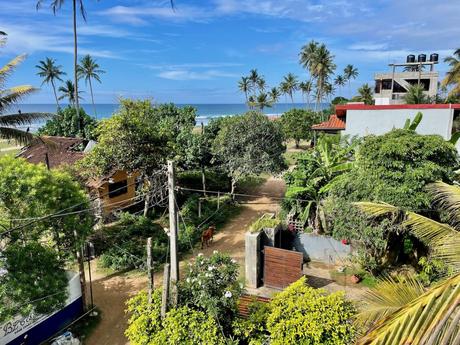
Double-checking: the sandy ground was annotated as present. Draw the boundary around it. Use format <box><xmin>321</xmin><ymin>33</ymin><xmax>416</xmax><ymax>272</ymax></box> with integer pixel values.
<box><xmin>84</xmin><ymin>176</ymin><xmax>286</xmax><ymax>345</ymax></box>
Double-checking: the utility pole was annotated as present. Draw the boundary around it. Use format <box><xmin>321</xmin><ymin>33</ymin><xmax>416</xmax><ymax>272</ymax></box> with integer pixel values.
<box><xmin>147</xmin><ymin>237</ymin><xmax>154</xmax><ymax>304</ymax></box>
<box><xmin>161</xmin><ymin>263</ymin><xmax>170</xmax><ymax>319</ymax></box>
<box><xmin>74</xmin><ymin>229</ymin><xmax>87</xmax><ymax>312</ymax></box>
<box><xmin>167</xmin><ymin>160</ymin><xmax>179</xmax><ymax>305</ymax></box>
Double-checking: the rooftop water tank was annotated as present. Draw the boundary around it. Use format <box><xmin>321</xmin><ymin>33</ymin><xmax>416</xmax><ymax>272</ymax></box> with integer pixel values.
<box><xmin>430</xmin><ymin>53</ymin><xmax>439</xmax><ymax>63</ymax></box>
<box><xmin>418</xmin><ymin>54</ymin><xmax>426</xmax><ymax>62</ymax></box>
<box><xmin>407</xmin><ymin>54</ymin><xmax>415</xmax><ymax>63</ymax></box>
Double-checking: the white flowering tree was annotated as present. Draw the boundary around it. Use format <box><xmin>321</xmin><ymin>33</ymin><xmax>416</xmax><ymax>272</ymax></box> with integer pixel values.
<box><xmin>178</xmin><ymin>251</ymin><xmax>243</xmax><ymax>333</ymax></box>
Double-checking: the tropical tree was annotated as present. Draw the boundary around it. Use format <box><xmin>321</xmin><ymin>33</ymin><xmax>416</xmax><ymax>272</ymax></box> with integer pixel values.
<box><xmin>256</xmin><ymin>76</ymin><xmax>266</xmax><ymax>92</ymax></box>
<box><xmin>299</xmin><ymin>81</ymin><xmax>313</xmax><ymax>108</ymax></box>
<box><xmin>248</xmin><ymin>95</ymin><xmax>256</xmax><ymax>110</ymax></box>
<box><xmin>248</xmin><ymin>69</ymin><xmax>260</xmax><ymax>96</ymax></box>
<box><xmin>238</xmin><ymin>76</ymin><xmax>251</xmax><ymax>106</ymax></box>
<box><xmin>37</xmin><ymin>0</ymin><xmax>87</xmax><ymax>126</ymax></box>
<box><xmin>344</xmin><ymin>64</ymin><xmax>359</xmax><ymax>96</ymax></box>
<box><xmin>58</xmin><ymin>79</ymin><xmax>83</xmax><ymax>106</ymax></box>
<box><xmin>404</xmin><ymin>84</ymin><xmax>429</xmax><ymax>104</ymax></box>
<box><xmin>268</xmin><ymin>87</ymin><xmax>281</xmax><ymax>107</ymax></box>
<box><xmin>36</xmin><ymin>57</ymin><xmax>66</xmax><ymax>108</ymax></box>
<box><xmin>442</xmin><ymin>48</ymin><xmax>460</xmax><ymax>98</ymax></box>
<box><xmin>255</xmin><ymin>92</ymin><xmax>272</xmax><ymax>111</ymax></box>
<box><xmin>355</xmin><ymin>181</ymin><xmax>460</xmax><ymax>345</ymax></box>
<box><xmin>280</xmin><ymin>73</ymin><xmax>299</xmax><ymax>103</ymax></box>
<box><xmin>355</xmin><ymin>83</ymin><xmax>374</xmax><ymax>105</ymax></box>
<box><xmin>310</xmin><ymin>44</ymin><xmax>336</xmax><ymax>110</ymax></box>
<box><xmin>334</xmin><ymin>75</ymin><xmax>346</xmax><ymax>96</ymax></box>
<box><xmin>77</xmin><ymin>54</ymin><xmax>104</xmax><ymax>118</ymax></box>
<box><xmin>280</xmin><ymin>108</ymin><xmax>319</xmax><ymax>148</ymax></box>
<box><xmin>299</xmin><ymin>40</ymin><xmax>319</xmax><ymax>73</ymax></box>
<box><xmin>0</xmin><ymin>32</ymin><xmax>50</xmax><ymax>144</ymax></box>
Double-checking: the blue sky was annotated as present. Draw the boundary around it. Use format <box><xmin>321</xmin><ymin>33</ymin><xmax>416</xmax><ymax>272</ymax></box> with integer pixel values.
<box><xmin>1</xmin><ymin>0</ymin><xmax>459</xmax><ymax>104</ymax></box>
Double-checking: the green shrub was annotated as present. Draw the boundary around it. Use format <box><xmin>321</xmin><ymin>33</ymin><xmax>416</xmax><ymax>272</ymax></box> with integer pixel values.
<box><xmin>177</xmin><ymin>170</ymin><xmax>230</xmax><ymax>192</ymax></box>
<box><xmin>249</xmin><ymin>217</ymin><xmax>280</xmax><ymax>233</ymax></box>
<box><xmin>266</xmin><ymin>277</ymin><xmax>356</xmax><ymax>345</ymax></box>
<box><xmin>178</xmin><ymin>251</ymin><xmax>242</xmax><ymax>333</ymax></box>
<box><xmin>232</xmin><ymin>299</ymin><xmax>270</xmax><ymax>344</ymax></box>
<box><xmin>416</xmin><ymin>256</ymin><xmax>453</xmax><ymax>286</ymax></box>
<box><xmin>95</xmin><ymin>213</ymin><xmax>168</xmax><ymax>271</ymax></box>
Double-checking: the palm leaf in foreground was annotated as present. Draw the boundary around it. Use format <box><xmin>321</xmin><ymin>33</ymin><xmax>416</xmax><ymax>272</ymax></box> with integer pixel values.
<box><xmin>358</xmin><ymin>274</ymin><xmax>460</xmax><ymax>345</ymax></box>
<box><xmin>427</xmin><ymin>182</ymin><xmax>460</xmax><ymax>229</ymax></box>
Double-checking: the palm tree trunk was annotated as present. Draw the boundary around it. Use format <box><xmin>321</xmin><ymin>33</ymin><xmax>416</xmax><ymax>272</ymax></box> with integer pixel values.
<box><xmin>290</xmin><ymin>93</ymin><xmax>294</xmax><ymax>104</ymax></box>
<box><xmin>245</xmin><ymin>92</ymin><xmax>248</xmax><ymax>109</ymax></box>
<box><xmin>201</xmin><ymin>166</ymin><xmax>207</xmax><ymax>197</ymax></box>
<box><xmin>51</xmin><ymin>79</ymin><xmax>60</xmax><ymax>110</ymax></box>
<box><xmin>89</xmin><ymin>77</ymin><xmax>97</xmax><ymax>119</ymax></box>
<box><xmin>307</xmin><ymin>93</ymin><xmax>310</xmax><ymax>110</ymax></box>
<box><xmin>72</xmin><ymin>0</ymin><xmax>81</xmax><ymax>131</ymax></box>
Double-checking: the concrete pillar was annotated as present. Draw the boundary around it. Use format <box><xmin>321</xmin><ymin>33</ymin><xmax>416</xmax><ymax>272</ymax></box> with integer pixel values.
<box><xmin>245</xmin><ymin>231</ymin><xmax>261</xmax><ymax>288</ymax></box>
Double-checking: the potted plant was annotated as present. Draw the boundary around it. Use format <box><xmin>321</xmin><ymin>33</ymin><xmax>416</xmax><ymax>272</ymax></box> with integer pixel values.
<box><xmin>350</xmin><ymin>274</ymin><xmax>361</xmax><ymax>284</ymax></box>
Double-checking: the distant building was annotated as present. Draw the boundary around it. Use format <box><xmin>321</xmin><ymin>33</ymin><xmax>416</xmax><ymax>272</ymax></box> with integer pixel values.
<box><xmin>374</xmin><ymin>53</ymin><xmax>439</xmax><ymax>105</ymax></box>
<box><xmin>17</xmin><ymin>136</ymin><xmax>140</xmax><ymax>216</ymax></box>
<box><xmin>312</xmin><ymin>103</ymin><xmax>460</xmax><ymax>150</ymax></box>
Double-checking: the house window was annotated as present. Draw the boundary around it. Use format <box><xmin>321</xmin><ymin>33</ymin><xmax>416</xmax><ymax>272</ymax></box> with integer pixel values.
<box><xmin>108</xmin><ymin>179</ymin><xmax>128</xmax><ymax>198</ymax></box>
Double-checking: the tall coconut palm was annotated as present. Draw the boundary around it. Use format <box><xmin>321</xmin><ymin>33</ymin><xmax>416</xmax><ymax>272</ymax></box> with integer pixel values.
<box><xmin>280</xmin><ymin>73</ymin><xmax>299</xmax><ymax>104</ymax></box>
<box><xmin>77</xmin><ymin>54</ymin><xmax>104</xmax><ymax>118</ymax></box>
<box><xmin>344</xmin><ymin>64</ymin><xmax>358</xmax><ymax>96</ymax></box>
<box><xmin>1</xmin><ymin>32</ymin><xmax>50</xmax><ymax>144</ymax></box>
<box><xmin>355</xmin><ymin>83</ymin><xmax>373</xmax><ymax>105</ymax></box>
<box><xmin>299</xmin><ymin>81</ymin><xmax>313</xmax><ymax>109</ymax></box>
<box><xmin>256</xmin><ymin>92</ymin><xmax>272</xmax><ymax>111</ymax></box>
<box><xmin>37</xmin><ymin>0</ymin><xmax>87</xmax><ymax>130</ymax></box>
<box><xmin>334</xmin><ymin>75</ymin><xmax>346</xmax><ymax>96</ymax></box>
<box><xmin>442</xmin><ymin>48</ymin><xmax>460</xmax><ymax>98</ymax></box>
<box><xmin>355</xmin><ymin>181</ymin><xmax>460</xmax><ymax>345</ymax></box>
<box><xmin>268</xmin><ymin>87</ymin><xmax>281</xmax><ymax>107</ymax></box>
<box><xmin>247</xmin><ymin>95</ymin><xmax>256</xmax><ymax>110</ymax></box>
<box><xmin>310</xmin><ymin>44</ymin><xmax>336</xmax><ymax>110</ymax></box>
<box><xmin>248</xmin><ymin>69</ymin><xmax>260</xmax><ymax>97</ymax></box>
<box><xmin>299</xmin><ymin>40</ymin><xmax>319</xmax><ymax>72</ymax></box>
<box><xmin>256</xmin><ymin>76</ymin><xmax>266</xmax><ymax>92</ymax></box>
<box><xmin>238</xmin><ymin>76</ymin><xmax>251</xmax><ymax>106</ymax></box>
<box><xmin>36</xmin><ymin>57</ymin><xmax>66</xmax><ymax>109</ymax></box>
<box><xmin>58</xmin><ymin>80</ymin><xmax>83</xmax><ymax>106</ymax></box>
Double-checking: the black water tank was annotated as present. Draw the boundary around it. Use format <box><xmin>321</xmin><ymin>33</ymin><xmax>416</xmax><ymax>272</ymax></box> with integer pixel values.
<box><xmin>430</xmin><ymin>53</ymin><xmax>439</xmax><ymax>63</ymax></box>
<box><xmin>407</xmin><ymin>54</ymin><xmax>415</xmax><ymax>63</ymax></box>
<box><xmin>418</xmin><ymin>54</ymin><xmax>426</xmax><ymax>62</ymax></box>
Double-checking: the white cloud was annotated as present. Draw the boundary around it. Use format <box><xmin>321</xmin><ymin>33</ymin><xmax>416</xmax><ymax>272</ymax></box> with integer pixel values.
<box><xmin>348</xmin><ymin>42</ymin><xmax>389</xmax><ymax>51</ymax></box>
<box><xmin>158</xmin><ymin>69</ymin><xmax>239</xmax><ymax>80</ymax></box>
<box><xmin>143</xmin><ymin>62</ymin><xmax>243</xmax><ymax>70</ymax></box>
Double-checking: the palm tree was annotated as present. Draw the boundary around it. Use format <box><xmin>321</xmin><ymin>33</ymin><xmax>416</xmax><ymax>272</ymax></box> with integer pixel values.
<box><xmin>1</xmin><ymin>32</ymin><xmax>50</xmax><ymax>144</ymax></box>
<box><xmin>37</xmin><ymin>0</ymin><xmax>87</xmax><ymax>130</ymax></box>
<box><xmin>355</xmin><ymin>181</ymin><xmax>460</xmax><ymax>345</ymax></box>
<box><xmin>238</xmin><ymin>76</ymin><xmax>251</xmax><ymax>106</ymax></box>
<box><xmin>355</xmin><ymin>83</ymin><xmax>373</xmax><ymax>105</ymax></box>
<box><xmin>58</xmin><ymin>80</ymin><xmax>83</xmax><ymax>106</ymax></box>
<box><xmin>248</xmin><ymin>69</ymin><xmax>260</xmax><ymax>97</ymax></box>
<box><xmin>268</xmin><ymin>87</ymin><xmax>281</xmax><ymax>107</ymax></box>
<box><xmin>323</xmin><ymin>81</ymin><xmax>335</xmax><ymax>105</ymax></box>
<box><xmin>256</xmin><ymin>77</ymin><xmax>266</xmax><ymax>92</ymax></box>
<box><xmin>299</xmin><ymin>81</ymin><xmax>313</xmax><ymax>108</ymax></box>
<box><xmin>334</xmin><ymin>75</ymin><xmax>346</xmax><ymax>96</ymax></box>
<box><xmin>344</xmin><ymin>64</ymin><xmax>359</xmax><ymax>96</ymax></box>
<box><xmin>280</xmin><ymin>73</ymin><xmax>299</xmax><ymax>104</ymax></box>
<box><xmin>404</xmin><ymin>84</ymin><xmax>429</xmax><ymax>104</ymax></box>
<box><xmin>36</xmin><ymin>57</ymin><xmax>66</xmax><ymax>109</ymax></box>
<box><xmin>442</xmin><ymin>48</ymin><xmax>460</xmax><ymax>98</ymax></box>
<box><xmin>247</xmin><ymin>95</ymin><xmax>256</xmax><ymax>110</ymax></box>
<box><xmin>256</xmin><ymin>92</ymin><xmax>272</xmax><ymax>111</ymax></box>
<box><xmin>299</xmin><ymin>40</ymin><xmax>319</xmax><ymax>72</ymax></box>
<box><xmin>310</xmin><ymin>44</ymin><xmax>336</xmax><ymax>110</ymax></box>
<box><xmin>77</xmin><ymin>54</ymin><xmax>104</xmax><ymax>118</ymax></box>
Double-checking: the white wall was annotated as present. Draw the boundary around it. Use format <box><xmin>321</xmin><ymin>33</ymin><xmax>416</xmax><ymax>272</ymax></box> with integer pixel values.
<box><xmin>343</xmin><ymin>108</ymin><xmax>454</xmax><ymax>140</ymax></box>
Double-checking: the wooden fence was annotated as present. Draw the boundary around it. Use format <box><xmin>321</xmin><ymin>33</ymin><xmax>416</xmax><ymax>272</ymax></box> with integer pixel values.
<box><xmin>263</xmin><ymin>246</ymin><xmax>303</xmax><ymax>289</ymax></box>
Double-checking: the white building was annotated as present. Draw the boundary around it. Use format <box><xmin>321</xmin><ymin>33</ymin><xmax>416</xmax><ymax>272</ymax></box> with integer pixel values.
<box><xmin>312</xmin><ymin>103</ymin><xmax>460</xmax><ymax>149</ymax></box>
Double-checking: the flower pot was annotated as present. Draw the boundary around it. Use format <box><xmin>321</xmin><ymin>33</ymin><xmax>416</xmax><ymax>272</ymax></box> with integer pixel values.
<box><xmin>350</xmin><ymin>274</ymin><xmax>361</xmax><ymax>284</ymax></box>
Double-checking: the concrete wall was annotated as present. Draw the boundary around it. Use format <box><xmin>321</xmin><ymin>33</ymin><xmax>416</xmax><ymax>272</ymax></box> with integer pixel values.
<box><xmin>98</xmin><ymin>170</ymin><xmax>139</xmax><ymax>214</ymax></box>
<box><xmin>245</xmin><ymin>231</ymin><xmax>262</xmax><ymax>288</ymax></box>
<box><xmin>343</xmin><ymin>108</ymin><xmax>454</xmax><ymax>140</ymax></box>
<box><xmin>293</xmin><ymin>233</ymin><xmax>351</xmax><ymax>265</ymax></box>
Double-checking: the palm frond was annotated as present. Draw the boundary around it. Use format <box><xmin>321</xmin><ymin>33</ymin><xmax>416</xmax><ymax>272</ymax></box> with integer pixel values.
<box><xmin>0</xmin><ymin>54</ymin><xmax>27</xmax><ymax>87</ymax></box>
<box><xmin>354</xmin><ymin>202</ymin><xmax>400</xmax><ymax>218</ymax></box>
<box><xmin>358</xmin><ymin>274</ymin><xmax>460</xmax><ymax>345</ymax></box>
<box><xmin>356</xmin><ymin>275</ymin><xmax>426</xmax><ymax>328</ymax></box>
<box><xmin>0</xmin><ymin>113</ymin><xmax>54</xmax><ymax>126</ymax></box>
<box><xmin>0</xmin><ymin>127</ymin><xmax>34</xmax><ymax>145</ymax></box>
<box><xmin>427</xmin><ymin>182</ymin><xmax>460</xmax><ymax>229</ymax></box>
<box><xmin>0</xmin><ymin>86</ymin><xmax>38</xmax><ymax>113</ymax></box>
<box><xmin>404</xmin><ymin>212</ymin><xmax>460</xmax><ymax>269</ymax></box>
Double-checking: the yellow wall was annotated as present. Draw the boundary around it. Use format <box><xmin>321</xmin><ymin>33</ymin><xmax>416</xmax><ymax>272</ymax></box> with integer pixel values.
<box><xmin>97</xmin><ymin>170</ymin><xmax>139</xmax><ymax>214</ymax></box>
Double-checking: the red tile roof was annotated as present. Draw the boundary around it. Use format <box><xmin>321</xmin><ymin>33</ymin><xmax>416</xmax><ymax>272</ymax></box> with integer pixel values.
<box><xmin>17</xmin><ymin>136</ymin><xmax>86</xmax><ymax>169</ymax></box>
<box><xmin>311</xmin><ymin>115</ymin><xmax>345</xmax><ymax>130</ymax></box>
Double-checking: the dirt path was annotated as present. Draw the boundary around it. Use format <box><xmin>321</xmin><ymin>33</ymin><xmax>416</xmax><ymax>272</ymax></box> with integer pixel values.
<box><xmin>84</xmin><ymin>176</ymin><xmax>285</xmax><ymax>345</ymax></box>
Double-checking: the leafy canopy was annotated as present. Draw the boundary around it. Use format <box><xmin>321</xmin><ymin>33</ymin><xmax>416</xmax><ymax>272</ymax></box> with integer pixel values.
<box><xmin>280</xmin><ymin>108</ymin><xmax>319</xmax><ymax>146</ymax></box>
<box><xmin>37</xmin><ymin>106</ymin><xmax>98</xmax><ymax>140</ymax></box>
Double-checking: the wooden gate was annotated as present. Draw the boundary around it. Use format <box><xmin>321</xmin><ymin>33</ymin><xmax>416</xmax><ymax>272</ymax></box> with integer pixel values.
<box><xmin>263</xmin><ymin>246</ymin><xmax>303</xmax><ymax>289</ymax></box>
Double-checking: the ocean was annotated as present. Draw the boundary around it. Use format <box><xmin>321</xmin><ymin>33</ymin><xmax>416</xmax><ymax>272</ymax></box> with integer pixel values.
<box><xmin>16</xmin><ymin>103</ymin><xmax>326</xmax><ymax>130</ymax></box>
